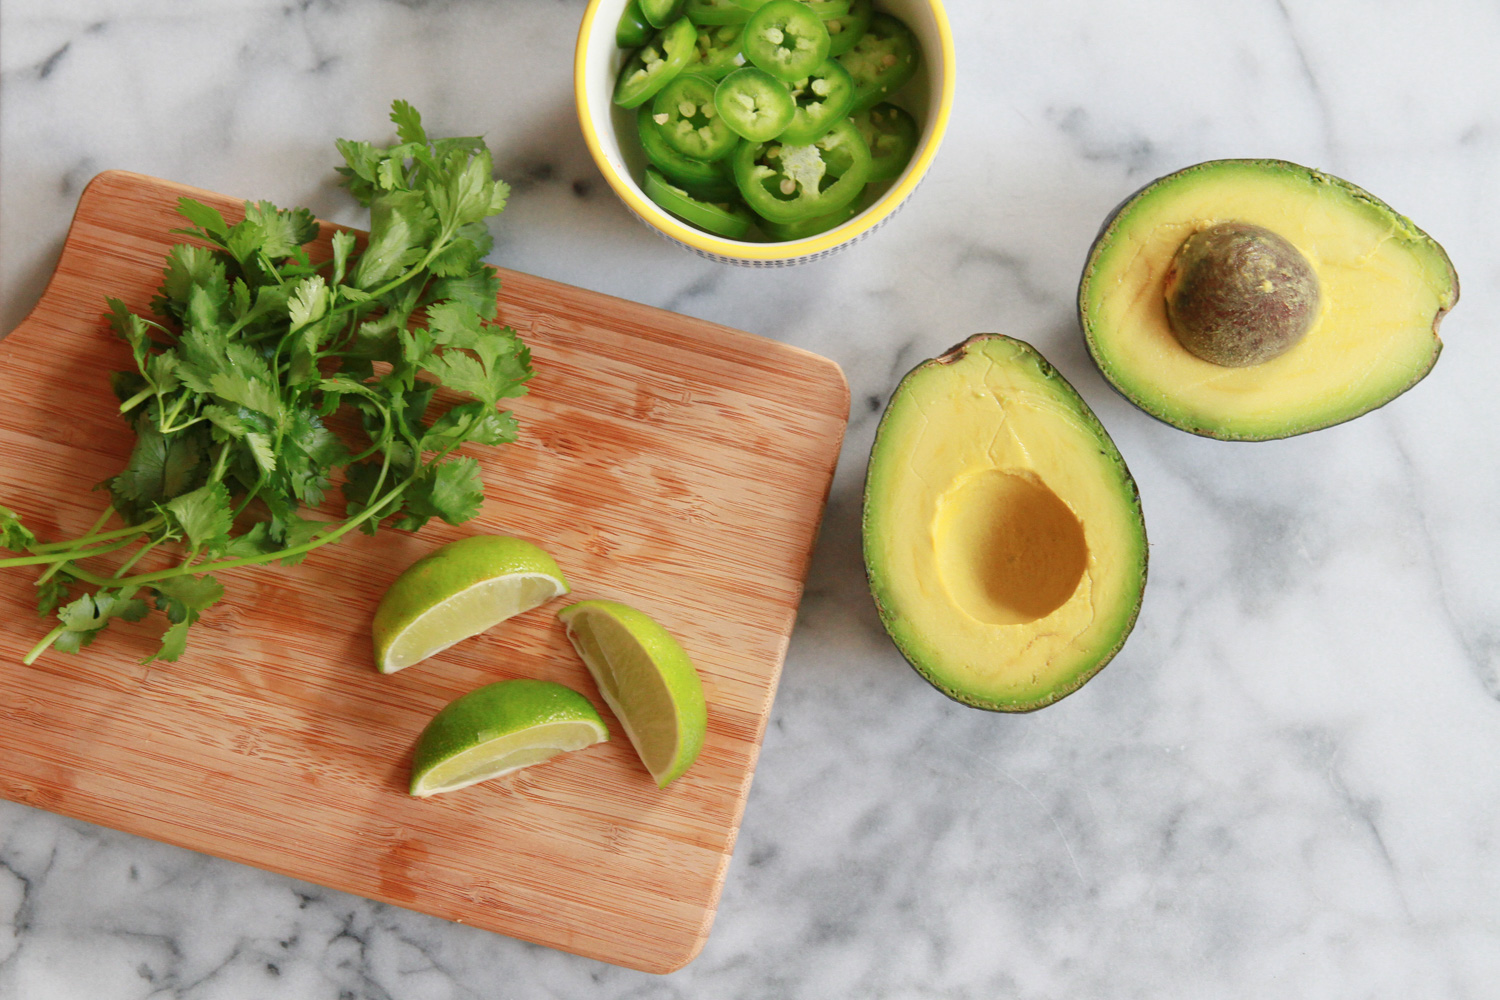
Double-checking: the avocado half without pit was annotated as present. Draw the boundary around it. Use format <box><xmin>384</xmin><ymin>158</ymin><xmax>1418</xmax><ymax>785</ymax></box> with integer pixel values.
<box><xmin>862</xmin><ymin>334</ymin><xmax>1147</xmax><ymax>712</ymax></box>
<box><xmin>1078</xmin><ymin>159</ymin><xmax>1459</xmax><ymax>440</ymax></box>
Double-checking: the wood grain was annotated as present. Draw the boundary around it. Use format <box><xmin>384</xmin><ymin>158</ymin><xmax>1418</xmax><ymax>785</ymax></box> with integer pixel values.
<box><xmin>0</xmin><ymin>171</ymin><xmax>848</xmax><ymax>973</ymax></box>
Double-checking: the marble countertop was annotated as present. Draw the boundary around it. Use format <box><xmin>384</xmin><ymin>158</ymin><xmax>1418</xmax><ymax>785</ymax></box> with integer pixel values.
<box><xmin>3</xmin><ymin>1</ymin><xmax>1498</xmax><ymax>996</ymax></box>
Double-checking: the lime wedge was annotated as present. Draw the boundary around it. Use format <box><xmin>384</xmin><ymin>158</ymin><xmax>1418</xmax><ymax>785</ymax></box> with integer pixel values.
<box><xmin>556</xmin><ymin>599</ymin><xmax>706</xmax><ymax>788</ymax></box>
<box><xmin>410</xmin><ymin>679</ymin><xmax>608</xmax><ymax>797</ymax></box>
<box><xmin>373</xmin><ymin>535</ymin><xmax>569</xmax><ymax>674</ymax></box>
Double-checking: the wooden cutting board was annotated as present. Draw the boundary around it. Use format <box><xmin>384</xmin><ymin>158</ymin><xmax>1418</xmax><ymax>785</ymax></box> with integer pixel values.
<box><xmin>0</xmin><ymin>170</ymin><xmax>848</xmax><ymax>973</ymax></box>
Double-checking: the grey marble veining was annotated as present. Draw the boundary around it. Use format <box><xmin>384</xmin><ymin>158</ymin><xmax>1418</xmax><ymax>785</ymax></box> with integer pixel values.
<box><xmin>3</xmin><ymin>1</ymin><xmax>1500</xmax><ymax>996</ymax></box>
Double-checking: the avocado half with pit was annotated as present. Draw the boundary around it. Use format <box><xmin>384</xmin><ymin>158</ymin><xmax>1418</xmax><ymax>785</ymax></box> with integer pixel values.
<box><xmin>1078</xmin><ymin>159</ymin><xmax>1458</xmax><ymax>440</ymax></box>
<box><xmin>862</xmin><ymin>334</ymin><xmax>1147</xmax><ymax>712</ymax></box>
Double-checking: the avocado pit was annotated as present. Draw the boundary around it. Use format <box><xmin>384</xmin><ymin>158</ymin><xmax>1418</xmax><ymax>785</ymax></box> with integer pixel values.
<box><xmin>1164</xmin><ymin>221</ymin><xmax>1320</xmax><ymax>367</ymax></box>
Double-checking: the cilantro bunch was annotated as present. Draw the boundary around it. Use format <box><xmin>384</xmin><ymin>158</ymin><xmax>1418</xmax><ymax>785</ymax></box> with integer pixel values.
<box><xmin>0</xmin><ymin>101</ymin><xmax>530</xmax><ymax>665</ymax></box>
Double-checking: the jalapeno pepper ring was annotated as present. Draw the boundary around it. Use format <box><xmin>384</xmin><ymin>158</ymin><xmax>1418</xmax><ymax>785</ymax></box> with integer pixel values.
<box><xmin>614</xmin><ymin>17</ymin><xmax>699</xmax><ymax>109</ymax></box>
<box><xmin>731</xmin><ymin>117</ymin><xmax>872</xmax><ymax>224</ymax></box>
<box><xmin>714</xmin><ymin>66</ymin><xmax>797</xmax><ymax>142</ymax></box>
<box><xmin>743</xmin><ymin>0</ymin><xmax>832</xmax><ymax>83</ymax></box>
<box><xmin>778</xmin><ymin>58</ymin><xmax>857</xmax><ymax>145</ymax></box>
<box><xmin>643</xmin><ymin>168</ymin><xmax>755</xmax><ymax>238</ymax></box>
<box><xmin>649</xmin><ymin>73</ymin><xmax>740</xmax><ymax>161</ymax></box>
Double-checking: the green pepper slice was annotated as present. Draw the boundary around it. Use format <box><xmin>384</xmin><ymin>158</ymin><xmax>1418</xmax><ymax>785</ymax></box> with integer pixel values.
<box><xmin>614</xmin><ymin>17</ymin><xmax>699</xmax><ymax>109</ymax></box>
<box><xmin>743</xmin><ymin>0</ymin><xmax>831</xmax><ymax>83</ymax></box>
<box><xmin>824</xmin><ymin>0</ymin><xmax>872</xmax><ymax>56</ymax></box>
<box><xmin>649</xmin><ymin>73</ymin><xmax>740</xmax><ymax>161</ymax></box>
<box><xmin>637</xmin><ymin>107</ymin><xmax>739</xmax><ymax>199</ymax></box>
<box><xmin>760</xmin><ymin>180</ymin><xmax>881</xmax><ymax>238</ymax></box>
<box><xmin>732</xmin><ymin>117</ymin><xmax>871</xmax><ymax>223</ymax></box>
<box><xmin>684</xmin><ymin>0</ymin><xmax>752</xmax><ymax>24</ymax></box>
<box><xmin>690</xmin><ymin>23</ymin><xmax>747</xmax><ymax>79</ymax></box>
<box><xmin>837</xmin><ymin>12</ymin><xmax>919</xmax><ymax>112</ymax></box>
<box><xmin>641</xmin><ymin>0</ymin><xmax>686</xmax><ymax>29</ymax></box>
<box><xmin>714</xmin><ymin>66</ymin><xmax>796</xmax><ymax>141</ymax></box>
<box><xmin>732</xmin><ymin>0</ymin><xmax>851</xmax><ymax>16</ymax></box>
<box><xmin>778</xmin><ymin>58</ymin><xmax>856</xmax><ymax>145</ymax></box>
<box><xmin>617</xmin><ymin>0</ymin><xmax>654</xmax><ymax>47</ymax></box>
<box><xmin>643</xmin><ymin>168</ymin><xmax>754</xmax><ymax>238</ymax></box>
<box><xmin>759</xmin><ymin>199</ymin><xmax>860</xmax><ymax>240</ymax></box>
<box><xmin>853</xmin><ymin>101</ymin><xmax>918</xmax><ymax>181</ymax></box>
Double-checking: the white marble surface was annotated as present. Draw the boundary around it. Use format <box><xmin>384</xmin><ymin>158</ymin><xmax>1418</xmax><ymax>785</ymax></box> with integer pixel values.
<box><xmin>3</xmin><ymin>0</ymin><xmax>1500</xmax><ymax>996</ymax></box>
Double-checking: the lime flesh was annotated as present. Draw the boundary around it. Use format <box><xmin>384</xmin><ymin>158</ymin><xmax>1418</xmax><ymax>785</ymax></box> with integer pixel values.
<box><xmin>374</xmin><ymin>536</ymin><xmax>569</xmax><ymax>673</ymax></box>
<box><xmin>410</xmin><ymin>679</ymin><xmax>608</xmax><ymax>797</ymax></box>
<box><xmin>557</xmin><ymin>599</ymin><xmax>706</xmax><ymax>788</ymax></box>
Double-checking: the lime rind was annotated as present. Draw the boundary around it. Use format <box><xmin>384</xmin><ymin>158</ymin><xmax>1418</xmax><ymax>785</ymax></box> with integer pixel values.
<box><xmin>380</xmin><ymin>571</ymin><xmax>566</xmax><ymax>673</ymax></box>
<box><xmin>558</xmin><ymin>599</ymin><xmax>707</xmax><ymax>788</ymax></box>
<box><xmin>373</xmin><ymin>535</ymin><xmax>569</xmax><ymax>673</ymax></box>
<box><xmin>411</xmin><ymin>720</ymin><xmax>607</xmax><ymax>797</ymax></box>
<box><xmin>409</xmin><ymin>679</ymin><xmax>608</xmax><ymax>797</ymax></box>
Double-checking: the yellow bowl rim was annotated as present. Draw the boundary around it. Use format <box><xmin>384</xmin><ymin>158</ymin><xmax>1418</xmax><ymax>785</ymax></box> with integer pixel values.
<box><xmin>574</xmin><ymin>0</ymin><xmax>955</xmax><ymax>261</ymax></box>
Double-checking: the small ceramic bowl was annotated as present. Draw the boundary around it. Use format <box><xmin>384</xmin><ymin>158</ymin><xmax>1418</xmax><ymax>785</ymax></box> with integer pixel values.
<box><xmin>575</xmin><ymin>0</ymin><xmax>955</xmax><ymax>266</ymax></box>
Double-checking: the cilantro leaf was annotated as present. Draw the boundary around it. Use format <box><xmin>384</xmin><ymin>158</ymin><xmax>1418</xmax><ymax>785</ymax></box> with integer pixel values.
<box><xmin>353</xmin><ymin>190</ymin><xmax>436</xmax><ymax>290</ymax></box>
<box><xmin>390</xmin><ymin>99</ymin><xmax>427</xmax><ymax>145</ymax></box>
<box><xmin>422</xmin><ymin>401</ymin><xmax>518</xmax><ymax>450</ymax></box>
<box><xmin>52</xmin><ymin>590</ymin><xmax>150</xmax><ymax>654</ymax></box>
<box><xmin>0</xmin><ymin>504</ymin><xmax>35</xmax><ymax>552</ymax></box>
<box><xmin>109</xmin><ymin>418</ymin><xmax>208</xmax><ymax>519</ymax></box>
<box><xmin>396</xmin><ymin>456</ymin><xmax>484</xmax><ymax>531</ymax></box>
<box><xmin>149</xmin><ymin>573</ymin><xmax>223</xmax><ymax>662</ymax></box>
<box><xmin>240</xmin><ymin>200</ymin><xmax>320</xmax><ymax>259</ymax></box>
<box><xmin>35</xmin><ymin>571</ymin><xmax>74</xmax><ymax>617</ymax></box>
<box><xmin>152</xmin><ymin>573</ymin><xmax>224</xmax><ymax>625</ymax></box>
<box><xmin>165</xmin><ymin>482</ymin><xmax>233</xmax><ymax>554</ymax></box>
<box><xmin>174</xmin><ymin>197</ymin><xmax>231</xmax><ymax>240</ymax></box>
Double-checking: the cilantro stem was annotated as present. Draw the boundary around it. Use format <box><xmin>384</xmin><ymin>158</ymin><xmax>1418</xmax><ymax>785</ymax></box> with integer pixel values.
<box><xmin>328</xmin><ymin>223</ymin><xmax>459</xmax><ymax>319</ymax></box>
<box><xmin>32</xmin><ymin>515</ymin><xmax>162</xmax><ymax>553</ymax></box>
<box><xmin>112</xmin><ymin>536</ymin><xmax>164</xmax><ymax>579</ymax></box>
<box><xmin>23</xmin><ymin>626</ymin><xmax>67</xmax><ymax>666</ymax></box>
<box><xmin>118</xmin><ymin>387</ymin><xmax>154</xmax><ymax>413</ymax></box>
<box><xmin>0</xmin><ymin>537</ymin><xmax>137</xmax><ymax>569</ymax></box>
<box><xmin>49</xmin><ymin>563</ymin><xmax>114</xmax><ymax>588</ymax></box>
<box><xmin>106</xmin><ymin>480</ymin><xmax>410</xmax><ymax>589</ymax></box>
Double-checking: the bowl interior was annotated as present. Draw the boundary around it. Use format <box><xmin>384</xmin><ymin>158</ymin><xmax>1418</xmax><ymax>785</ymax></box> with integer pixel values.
<box><xmin>579</xmin><ymin>0</ymin><xmax>951</xmax><ymax>257</ymax></box>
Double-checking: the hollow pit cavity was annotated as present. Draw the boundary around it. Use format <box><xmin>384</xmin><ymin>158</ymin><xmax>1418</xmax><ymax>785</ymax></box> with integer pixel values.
<box><xmin>934</xmin><ymin>469</ymin><xmax>1088</xmax><ymax>626</ymax></box>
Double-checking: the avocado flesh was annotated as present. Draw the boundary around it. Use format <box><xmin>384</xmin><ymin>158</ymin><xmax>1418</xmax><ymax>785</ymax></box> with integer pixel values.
<box><xmin>863</xmin><ymin>334</ymin><xmax>1147</xmax><ymax>712</ymax></box>
<box><xmin>1079</xmin><ymin>159</ymin><xmax>1458</xmax><ymax>440</ymax></box>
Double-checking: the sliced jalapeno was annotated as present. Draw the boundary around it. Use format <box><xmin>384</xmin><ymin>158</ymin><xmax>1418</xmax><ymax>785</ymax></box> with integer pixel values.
<box><xmin>853</xmin><ymin>102</ymin><xmax>918</xmax><ymax>181</ymax></box>
<box><xmin>714</xmin><ymin>66</ymin><xmax>796</xmax><ymax>141</ymax></box>
<box><xmin>778</xmin><ymin>58</ymin><xmax>856</xmax><ymax>145</ymax></box>
<box><xmin>641</xmin><ymin>0</ymin><xmax>686</xmax><ymax>29</ymax></box>
<box><xmin>649</xmin><ymin>73</ymin><xmax>739</xmax><ymax>161</ymax></box>
<box><xmin>690</xmin><ymin>23</ymin><xmax>748</xmax><ymax>79</ymax></box>
<box><xmin>684</xmin><ymin>0</ymin><xmax>752</xmax><ymax>24</ymax></box>
<box><xmin>823</xmin><ymin>0</ymin><xmax>872</xmax><ymax>56</ymax></box>
<box><xmin>743</xmin><ymin>0</ymin><xmax>831</xmax><ymax>83</ymax></box>
<box><xmin>732</xmin><ymin>117</ymin><xmax>871</xmax><ymax>224</ymax></box>
<box><xmin>614</xmin><ymin>17</ymin><xmax>699</xmax><ymax>109</ymax></box>
<box><xmin>732</xmin><ymin>0</ymin><xmax>851</xmax><ymax>16</ymax></box>
<box><xmin>759</xmin><ymin>198</ymin><xmax>861</xmax><ymax>240</ymax></box>
<box><xmin>838</xmin><ymin>12</ymin><xmax>918</xmax><ymax>112</ymax></box>
<box><xmin>617</xmin><ymin>0</ymin><xmax>654</xmax><ymax>48</ymax></box>
<box><xmin>762</xmin><ymin>180</ymin><xmax>883</xmax><ymax>238</ymax></box>
<box><xmin>644</xmin><ymin>168</ymin><xmax>754</xmax><ymax>238</ymax></box>
<box><xmin>637</xmin><ymin>107</ymin><xmax>739</xmax><ymax>199</ymax></box>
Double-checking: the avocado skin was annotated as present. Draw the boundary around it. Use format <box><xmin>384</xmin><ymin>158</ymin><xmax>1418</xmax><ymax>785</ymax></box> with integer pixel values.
<box><xmin>1077</xmin><ymin>158</ymin><xmax>1458</xmax><ymax>441</ymax></box>
<box><xmin>861</xmin><ymin>333</ymin><xmax>1148</xmax><ymax>713</ymax></box>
